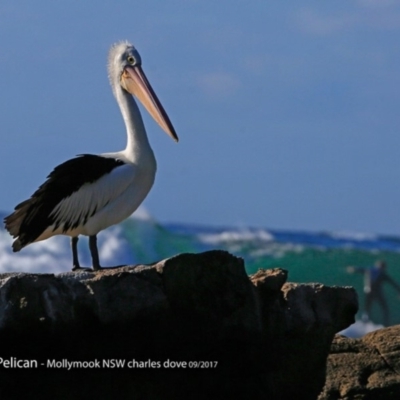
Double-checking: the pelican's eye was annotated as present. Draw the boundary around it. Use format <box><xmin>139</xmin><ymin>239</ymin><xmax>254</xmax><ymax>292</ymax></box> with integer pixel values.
<box><xmin>127</xmin><ymin>55</ymin><xmax>135</xmax><ymax>65</ymax></box>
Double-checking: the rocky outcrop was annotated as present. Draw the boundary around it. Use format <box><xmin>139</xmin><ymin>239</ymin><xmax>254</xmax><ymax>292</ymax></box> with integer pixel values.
<box><xmin>0</xmin><ymin>250</ymin><xmax>357</xmax><ymax>400</ymax></box>
<box><xmin>319</xmin><ymin>325</ymin><xmax>400</xmax><ymax>399</ymax></box>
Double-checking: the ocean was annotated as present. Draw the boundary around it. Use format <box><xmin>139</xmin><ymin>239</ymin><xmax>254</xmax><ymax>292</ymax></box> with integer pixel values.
<box><xmin>1</xmin><ymin>208</ymin><xmax>399</xmax><ymax>336</ymax></box>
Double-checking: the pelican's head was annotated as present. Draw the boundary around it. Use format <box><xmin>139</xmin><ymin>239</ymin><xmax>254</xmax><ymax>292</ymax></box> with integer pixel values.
<box><xmin>108</xmin><ymin>41</ymin><xmax>178</xmax><ymax>142</ymax></box>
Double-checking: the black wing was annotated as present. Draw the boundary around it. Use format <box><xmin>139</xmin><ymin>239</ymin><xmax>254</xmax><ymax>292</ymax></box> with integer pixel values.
<box><xmin>4</xmin><ymin>154</ymin><xmax>125</xmax><ymax>250</ymax></box>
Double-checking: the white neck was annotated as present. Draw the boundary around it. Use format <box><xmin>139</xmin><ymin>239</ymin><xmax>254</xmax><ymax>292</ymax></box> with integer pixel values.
<box><xmin>114</xmin><ymin>84</ymin><xmax>154</xmax><ymax>163</ymax></box>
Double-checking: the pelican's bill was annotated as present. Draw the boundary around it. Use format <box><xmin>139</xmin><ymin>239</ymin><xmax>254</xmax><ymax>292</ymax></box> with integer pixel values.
<box><xmin>121</xmin><ymin>65</ymin><xmax>178</xmax><ymax>142</ymax></box>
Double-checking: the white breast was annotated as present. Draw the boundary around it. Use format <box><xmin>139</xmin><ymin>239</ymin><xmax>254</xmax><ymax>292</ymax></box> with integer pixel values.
<box><xmin>83</xmin><ymin>163</ymin><xmax>156</xmax><ymax>235</ymax></box>
<box><xmin>42</xmin><ymin>155</ymin><xmax>156</xmax><ymax>239</ymax></box>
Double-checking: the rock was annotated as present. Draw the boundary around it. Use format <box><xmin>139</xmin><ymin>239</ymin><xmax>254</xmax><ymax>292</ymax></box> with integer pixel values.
<box><xmin>319</xmin><ymin>325</ymin><xmax>400</xmax><ymax>399</ymax></box>
<box><xmin>0</xmin><ymin>250</ymin><xmax>357</xmax><ymax>400</ymax></box>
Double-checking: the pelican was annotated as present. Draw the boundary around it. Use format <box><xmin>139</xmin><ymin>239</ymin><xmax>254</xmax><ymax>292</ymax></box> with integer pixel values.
<box><xmin>4</xmin><ymin>41</ymin><xmax>178</xmax><ymax>271</ymax></box>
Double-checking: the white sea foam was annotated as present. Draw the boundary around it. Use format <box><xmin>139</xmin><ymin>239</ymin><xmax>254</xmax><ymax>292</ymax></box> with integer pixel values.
<box><xmin>98</xmin><ymin>226</ymin><xmax>128</xmax><ymax>262</ymax></box>
<box><xmin>197</xmin><ymin>228</ymin><xmax>306</xmax><ymax>260</ymax></box>
<box><xmin>339</xmin><ymin>319</ymin><xmax>383</xmax><ymax>338</ymax></box>
<box><xmin>0</xmin><ymin>230</ymin><xmax>70</xmax><ymax>273</ymax></box>
<box><xmin>131</xmin><ymin>206</ymin><xmax>153</xmax><ymax>221</ymax></box>
<box><xmin>198</xmin><ymin>228</ymin><xmax>275</xmax><ymax>245</ymax></box>
<box><xmin>0</xmin><ymin>226</ymin><xmax>132</xmax><ymax>274</ymax></box>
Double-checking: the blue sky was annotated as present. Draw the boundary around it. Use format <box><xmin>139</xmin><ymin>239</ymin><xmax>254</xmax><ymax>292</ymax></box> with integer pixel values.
<box><xmin>1</xmin><ymin>0</ymin><xmax>400</xmax><ymax>235</ymax></box>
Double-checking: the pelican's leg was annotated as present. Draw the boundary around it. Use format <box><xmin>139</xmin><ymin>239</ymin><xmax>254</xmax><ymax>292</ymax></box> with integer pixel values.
<box><xmin>71</xmin><ymin>236</ymin><xmax>81</xmax><ymax>271</ymax></box>
<box><xmin>89</xmin><ymin>235</ymin><xmax>101</xmax><ymax>270</ymax></box>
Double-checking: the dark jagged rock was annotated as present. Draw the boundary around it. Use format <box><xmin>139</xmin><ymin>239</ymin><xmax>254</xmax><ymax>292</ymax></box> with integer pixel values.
<box><xmin>0</xmin><ymin>250</ymin><xmax>357</xmax><ymax>400</ymax></box>
<box><xmin>319</xmin><ymin>325</ymin><xmax>400</xmax><ymax>399</ymax></box>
